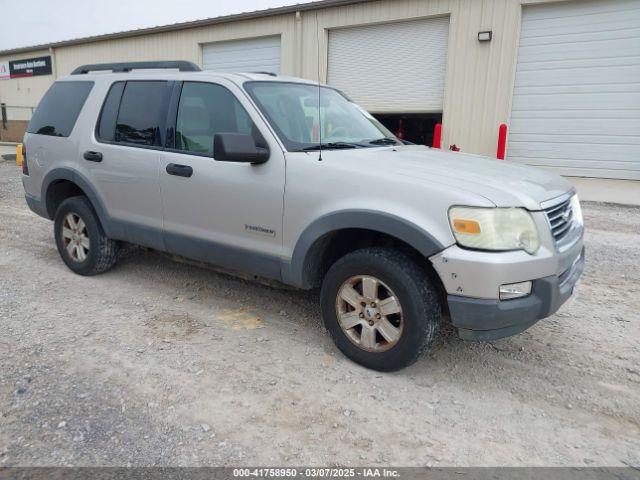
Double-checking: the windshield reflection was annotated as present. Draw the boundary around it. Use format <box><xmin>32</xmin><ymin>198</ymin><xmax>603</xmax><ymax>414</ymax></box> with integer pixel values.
<box><xmin>244</xmin><ymin>81</ymin><xmax>400</xmax><ymax>152</ymax></box>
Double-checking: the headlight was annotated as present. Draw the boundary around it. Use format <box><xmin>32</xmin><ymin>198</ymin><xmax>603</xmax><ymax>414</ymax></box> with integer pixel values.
<box><xmin>448</xmin><ymin>206</ymin><xmax>540</xmax><ymax>254</ymax></box>
<box><xmin>570</xmin><ymin>194</ymin><xmax>583</xmax><ymax>227</ymax></box>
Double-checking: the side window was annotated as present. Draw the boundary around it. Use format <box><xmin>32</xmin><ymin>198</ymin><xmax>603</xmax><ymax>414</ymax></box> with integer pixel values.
<box><xmin>96</xmin><ymin>81</ymin><xmax>125</xmax><ymax>142</ymax></box>
<box><xmin>114</xmin><ymin>81</ymin><xmax>169</xmax><ymax>147</ymax></box>
<box><xmin>175</xmin><ymin>82</ymin><xmax>254</xmax><ymax>156</ymax></box>
<box><xmin>27</xmin><ymin>81</ymin><xmax>94</xmax><ymax>137</ymax></box>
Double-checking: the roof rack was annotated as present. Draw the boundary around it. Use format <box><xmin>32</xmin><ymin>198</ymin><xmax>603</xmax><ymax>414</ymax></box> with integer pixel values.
<box><xmin>71</xmin><ymin>61</ymin><xmax>201</xmax><ymax>75</ymax></box>
<box><xmin>251</xmin><ymin>71</ymin><xmax>278</xmax><ymax>77</ymax></box>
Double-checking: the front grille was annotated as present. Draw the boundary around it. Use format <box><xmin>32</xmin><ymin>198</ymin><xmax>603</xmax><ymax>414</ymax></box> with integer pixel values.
<box><xmin>544</xmin><ymin>197</ymin><xmax>573</xmax><ymax>244</ymax></box>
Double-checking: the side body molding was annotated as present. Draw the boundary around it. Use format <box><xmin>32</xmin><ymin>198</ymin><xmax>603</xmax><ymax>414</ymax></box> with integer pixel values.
<box><xmin>281</xmin><ymin>210</ymin><xmax>446</xmax><ymax>288</ymax></box>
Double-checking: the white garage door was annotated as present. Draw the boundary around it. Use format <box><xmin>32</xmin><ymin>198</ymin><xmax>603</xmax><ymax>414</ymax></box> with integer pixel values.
<box><xmin>327</xmin><ymin>17</ymin><xmax>450</xmax><ymax>113</ymax></box>
<box><xmin>508</xmin><ymin>0</ymin><xmax>640</xmax><ymax>180</ymax></box>
<box><xmin>202</xmin><ymin>36</ymin><xmax>281</xmax><ymax>74</ymax></box>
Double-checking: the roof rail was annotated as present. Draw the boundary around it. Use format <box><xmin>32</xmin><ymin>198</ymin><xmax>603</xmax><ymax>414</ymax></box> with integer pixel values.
<box><xmin>71</xmin><ymin>61</ymin><xmax>201</xmax><ymax>75</ymax></box>
<box><xmin>251</xmin><ymin>71</ymin><xmax>278</xmax><ymax>77</ymax></box>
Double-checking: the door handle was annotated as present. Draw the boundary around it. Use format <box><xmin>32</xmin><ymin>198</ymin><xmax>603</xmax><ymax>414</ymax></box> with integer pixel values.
<box><xmin>83</xmin><ymin>151</ymin><xmax>103</xmax><ymax>162</ymax></box>
<box><xmin>166</xmin><ymin>163</ymin><xmax>193</xmax><ymax>178</ymax></box>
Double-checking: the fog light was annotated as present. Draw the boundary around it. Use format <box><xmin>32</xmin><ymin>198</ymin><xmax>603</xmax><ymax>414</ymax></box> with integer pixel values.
<box><xmin>499</xmin><ymin>281</ymin><xmax>532</xmax><ymax>300</ymax></box>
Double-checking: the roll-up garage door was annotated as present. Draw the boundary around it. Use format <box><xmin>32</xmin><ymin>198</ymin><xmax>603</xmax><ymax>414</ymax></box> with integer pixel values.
<box><xmin>202</xmin><ymin>36</ymin><xmax>281</xmax><ymax>74</ymax></box>
<box><xmin>327</xmin><ymin>17</ymin><xmax>450</xmax><ymax>113</ymax></box>
<box><xmin>508</xmin><ymin>0</ymin><xmax>640</xmax><ymax>180</ymax></box>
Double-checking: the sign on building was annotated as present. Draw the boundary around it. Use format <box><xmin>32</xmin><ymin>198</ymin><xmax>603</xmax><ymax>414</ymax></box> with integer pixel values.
<box><xmin>0</xmin><ymin>56</ymin><xmax>52</xmax><ymax>80</ymax></box>
<box><xmin>0</xmin><ymin>61</ymin><xmax>10</xmax><ymax>80</ymax></box>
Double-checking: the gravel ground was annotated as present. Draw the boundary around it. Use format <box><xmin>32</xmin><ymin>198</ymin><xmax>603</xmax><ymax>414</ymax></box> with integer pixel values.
<box><xmin>0</xmin><ymin>152</ymin><xmax>639</xmax><ymax>467</ymax></box>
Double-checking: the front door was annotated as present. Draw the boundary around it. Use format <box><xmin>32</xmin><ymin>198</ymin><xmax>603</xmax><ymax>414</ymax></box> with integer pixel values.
<box><xmin>159</xmin><ymin>80</ymin><xmax>285</xmax><ymax>279</ymax></box>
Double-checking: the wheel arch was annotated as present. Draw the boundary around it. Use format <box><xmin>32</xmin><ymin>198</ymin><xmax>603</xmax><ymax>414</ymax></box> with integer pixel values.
<box><xmin>41</xmin><ymin>168</ymin><xmax>113</xmax><ymax>236</ymax></box>
<box><xmin>282</xmin><ymin>210</ymin><xmax>447</xmax><ymax>289</ymax></box>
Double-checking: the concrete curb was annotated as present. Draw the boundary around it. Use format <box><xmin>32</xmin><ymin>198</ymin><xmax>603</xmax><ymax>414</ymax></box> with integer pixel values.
<box><xmin>582</xmin><ymin>200</ymin><xmax>640</xmax><ymax>209</ymax></box>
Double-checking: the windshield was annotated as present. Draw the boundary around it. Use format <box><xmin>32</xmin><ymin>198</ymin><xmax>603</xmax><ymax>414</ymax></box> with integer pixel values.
<box><xmin>244</xmin><ymin>81</ymin><xmax>399</xmax><ymax>151</ymax></box>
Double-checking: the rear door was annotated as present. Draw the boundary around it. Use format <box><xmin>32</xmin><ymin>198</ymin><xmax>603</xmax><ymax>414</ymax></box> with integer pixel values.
<box><xmin>159</xmin><ymin>80</ymin><xmax>286</xmax><ymax>279</ymax></box>
<box><xmin>82</xmin><ymin>80</ymin><xmax>172</xmax><ymax>248</ymax></box>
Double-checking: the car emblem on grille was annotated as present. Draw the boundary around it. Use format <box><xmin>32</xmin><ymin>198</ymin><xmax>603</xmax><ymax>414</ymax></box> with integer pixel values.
<box><xmin>561</xmin><ymin>207</ymin><xmax>572</xmax><ymax>222</ymax></box>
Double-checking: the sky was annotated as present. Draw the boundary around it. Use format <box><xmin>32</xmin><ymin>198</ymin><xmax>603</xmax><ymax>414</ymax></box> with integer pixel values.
<box><xmin>0</xmin><ymin>0</ymin><xmax>317</xmax><ymax>51</ymax></box>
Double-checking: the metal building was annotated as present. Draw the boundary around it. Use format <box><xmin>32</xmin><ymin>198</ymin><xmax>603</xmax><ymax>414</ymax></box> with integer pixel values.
<box><xmin>1</xmin><ymin>0</ymin><xmax>639</xmax><ymax>180</ymax></box>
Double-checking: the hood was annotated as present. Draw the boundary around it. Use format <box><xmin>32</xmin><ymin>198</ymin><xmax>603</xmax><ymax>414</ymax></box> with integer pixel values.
<box><xmin>324</xmin><ymin>145</ymin><xmax>574</xmax><ymax>210</ymax></box>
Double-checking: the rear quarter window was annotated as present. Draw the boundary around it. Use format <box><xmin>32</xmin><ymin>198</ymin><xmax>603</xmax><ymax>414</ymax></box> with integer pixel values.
<box><xmin>27</xmin><ymin>81</ymin><xmax>94</xmax><ymax>137</ymax></box>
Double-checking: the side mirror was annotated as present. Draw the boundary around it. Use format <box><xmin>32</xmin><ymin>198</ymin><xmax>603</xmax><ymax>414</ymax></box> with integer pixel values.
<box><xmin>213</xmin><ymin>133</ymin><xmax>269</xmax><ymax>164</ymax></box>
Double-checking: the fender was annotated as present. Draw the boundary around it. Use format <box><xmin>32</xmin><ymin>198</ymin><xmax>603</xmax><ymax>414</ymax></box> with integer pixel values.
<box><xmin>281</xmin><ymin>210</ymin><xmax>447</xmax><ymax>288</ymax></box>
<box><xmin>40</xmin><ymin>168</ymin><xmax>120</xmax><ymax>238</ymax></box>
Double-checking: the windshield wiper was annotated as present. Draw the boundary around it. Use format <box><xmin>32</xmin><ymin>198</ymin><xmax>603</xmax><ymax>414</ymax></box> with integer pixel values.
<box><xmin>302</xmin><ymin>142</ymin><xmax>360</xmax><ymax>151</ymax></box>
<box><xmin>369</xmin><ymin>137</ymin><xmax>399</xmax><ymax>145</ymax></box>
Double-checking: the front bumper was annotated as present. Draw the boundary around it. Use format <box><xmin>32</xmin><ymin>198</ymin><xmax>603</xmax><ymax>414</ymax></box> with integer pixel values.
<box><xmin>448</xmin><ymin>247</ymin><xmax>584</xmax><ymax>340</ymax></box>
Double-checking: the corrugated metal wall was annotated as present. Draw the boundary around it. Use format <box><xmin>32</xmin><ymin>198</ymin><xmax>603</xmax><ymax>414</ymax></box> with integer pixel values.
<box><xmin>0</xmin><ymin>0</ymin><xmax>558</xmax><ymax>157</ymax></box>
<box><xmin>53</xmin><ymin>15</ymin><xmax>298</xmax><ymax>76</ymax></box>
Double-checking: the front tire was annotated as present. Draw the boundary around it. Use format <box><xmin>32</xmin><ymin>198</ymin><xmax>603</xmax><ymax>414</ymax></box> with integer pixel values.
<box><xmin>54</xmin><ymin>196</ymin><xmax>119</xmax><ymax>276</ymax></box>
<box><xmin>321</xmin><ymin>247</ymin><xmax>441</xmax><ymax>371</ymax></box>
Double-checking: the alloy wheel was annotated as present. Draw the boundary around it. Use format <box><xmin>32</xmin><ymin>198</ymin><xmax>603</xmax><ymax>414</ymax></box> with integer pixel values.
<box><xmin>61</xmin><ymin>212</ymin><xmax>90</xmax><ymax>262</ymax></box>
<box><xmin>335</xmin><ymin>275</ymin><xmax>403</xmax><ymax>352</ymax></box>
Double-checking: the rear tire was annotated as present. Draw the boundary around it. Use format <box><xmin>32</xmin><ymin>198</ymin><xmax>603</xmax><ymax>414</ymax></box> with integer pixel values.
<box><xmin>321</xmin><ymin>247</ymin><xmax>441</xmax><ymax>372</ymax></box>
<box><xmin>54</xmin><ymin>196</ymin><xmax>119</xmax><ymax>276</ymax></box>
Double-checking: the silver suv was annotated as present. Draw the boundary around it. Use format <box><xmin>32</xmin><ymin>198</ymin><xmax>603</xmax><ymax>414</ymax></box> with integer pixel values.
<box><xmin>21</xmin><ymin>61</ymin><xmax>584</xmax><ymax>371</ymax></box>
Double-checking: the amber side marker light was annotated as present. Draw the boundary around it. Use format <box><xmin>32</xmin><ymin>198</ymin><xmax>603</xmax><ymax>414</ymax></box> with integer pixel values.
<box><xmin>453</xmin><ymin>219</ymin><xmax>481</xmax><ymax>235</ymax></box>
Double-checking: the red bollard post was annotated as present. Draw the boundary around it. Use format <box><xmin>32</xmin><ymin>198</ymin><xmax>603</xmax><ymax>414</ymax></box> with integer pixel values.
<box><xmin>497</xmin><ymin>123</ymin><xmax>508</xmax><ymax>160</ymax></box>
<box><xmin>432</xmin><ymin>123</ymin><xmax>442</xmax><ymax>149</ymax></box>
<box><xmin>396</xmin><ymin>119</ymin><xmax>405</xmax><ymax>140</ymax></box>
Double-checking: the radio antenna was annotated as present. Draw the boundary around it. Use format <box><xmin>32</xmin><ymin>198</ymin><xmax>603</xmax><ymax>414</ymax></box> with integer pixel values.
<box><xmin>315</xmin><ymin>11</ymin><xmax>323</xmax><ymax>161</ymax></box>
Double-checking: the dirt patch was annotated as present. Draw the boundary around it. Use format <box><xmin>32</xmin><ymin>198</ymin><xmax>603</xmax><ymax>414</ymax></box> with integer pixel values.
<box><xmin>0</xmin><ymin>159</ymin><xmax>638</xmax><ymax>467</ymax></box>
